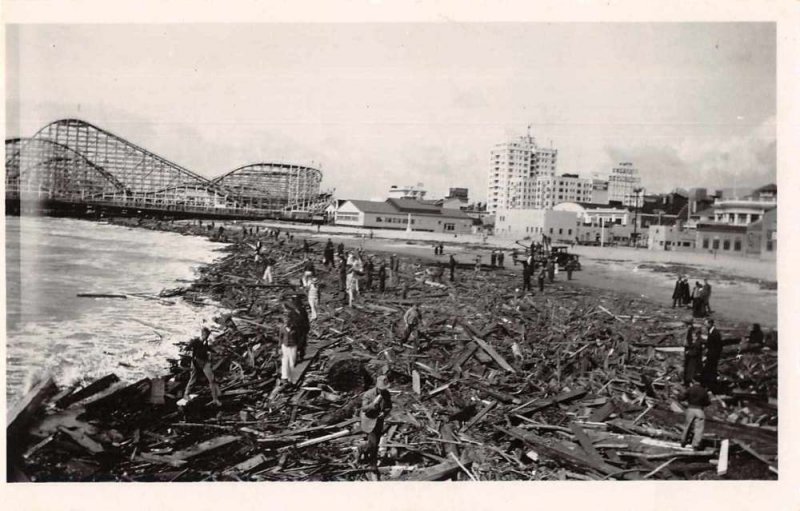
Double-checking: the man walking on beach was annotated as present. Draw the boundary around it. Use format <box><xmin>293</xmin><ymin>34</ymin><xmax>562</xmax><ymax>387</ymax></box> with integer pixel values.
<box><xmin>672</xmin><ymin>276</ymin><xmax>683</xmax><ymax>308</ymax></box>
<box><xmin>183</xmin><ymin>327</ymin><xmax>222</xmax><ymax>406</ymax></box>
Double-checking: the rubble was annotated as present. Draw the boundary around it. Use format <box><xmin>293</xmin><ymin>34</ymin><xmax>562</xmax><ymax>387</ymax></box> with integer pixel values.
<box><xmin>7</xmin><ymin>219</ymin><xmax>778</xmax><ymax>482</ymax></box>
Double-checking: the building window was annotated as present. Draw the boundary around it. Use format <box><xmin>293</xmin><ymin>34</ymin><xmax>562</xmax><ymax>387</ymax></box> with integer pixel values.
<box><xmin>376</xmin><ymin>217</ymin><xmax>382</xmax><ymax>222</ymax></box>
<box><xmin>702</xmin><ymin>238</ymin><xmax>709</xmax><ymax>249</ymax></box>
<box><xmin>558</xmin><ymin>228</ymin><xmax>563</xmax><ymax>235</ymax></box>
<box><xmin>723</xmin><ymin>239</ymin><xmax>730</xmax><ymax>250</ymax></box>
<box><xmin>568</xmin><ymin>229</ymin><xmax>572</xmax><ymax>235</ymax></box>
<box><xmin>444</xmin><ymin>223</ymin><xmax>455</xmax><ymax>231</ymax></box>
<box><xmin>549</xmin><ymin>228</ymin><xmax>553</xmax><ymax>234</ymax></box>
<box><xmin>734</xmin><ymin>239</ymin><xmax>742</xmax><ymax>251</ymax></box>
<box><xmin>712</xmin><ymin>239</ymin><xmax>719</xmax><ymax>250</ymax></box>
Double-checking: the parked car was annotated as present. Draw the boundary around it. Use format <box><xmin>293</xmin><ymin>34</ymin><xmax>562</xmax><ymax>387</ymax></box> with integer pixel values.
<box><xmin>550</xmin><ymin>245</ymin><xmax>581</xmax><ymax>270</ymax></box>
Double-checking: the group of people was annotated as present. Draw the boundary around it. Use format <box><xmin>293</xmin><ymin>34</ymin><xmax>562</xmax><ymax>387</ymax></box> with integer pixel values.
<box><xmin>672</xmin><ymin>276</ymin><xmax>713</xmax><ymax>318</ymax></box>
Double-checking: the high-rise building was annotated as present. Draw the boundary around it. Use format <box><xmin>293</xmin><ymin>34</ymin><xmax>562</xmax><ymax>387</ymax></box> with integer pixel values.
<box><xmin>608</xmin><ymin>162</ymin><xmax>643</xmax><ymax>207</ymax></box>
<box><xmin>447</xmin><ymin>187</ymin><xmax>469</xmax><ymax>201</ymax></box>
<box><xmin>487</xmin><ymin>133</ymin><xmax>557</xmax><ymax>213</ymax></box>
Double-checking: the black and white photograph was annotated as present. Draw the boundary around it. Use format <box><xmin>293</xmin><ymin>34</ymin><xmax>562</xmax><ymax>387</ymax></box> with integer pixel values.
<box><xmin>3</xmin><ymin>8</ymin><xmax>789</xmax><ymax>496</ymax></box>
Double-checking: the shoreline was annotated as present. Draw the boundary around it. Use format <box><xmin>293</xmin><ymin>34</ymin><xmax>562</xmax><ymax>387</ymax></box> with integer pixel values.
<box><xmin>8</xmin><ymin>216</ymin><xmax>778</xmax><ymax>482</ymax></box>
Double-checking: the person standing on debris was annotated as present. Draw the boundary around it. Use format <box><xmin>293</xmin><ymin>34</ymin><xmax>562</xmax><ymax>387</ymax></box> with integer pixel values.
<box><xmin>474</xmin><ymin>255</ymin><xmax>482</xmax><ymax>273</ymax></box>
<box><xmin>302</xmin><ymin>238</ymin><xmax>310</xmax><ymax>255</ymax></box>
<box><xmin>390</xmin><ymin>254</ymin><xmax>400</xmax><ymax>287</ymax></box>
<box><xmin>701</xmin><ymin>319</ymin><xmax>723</xmax><ymax>387</ymax></box>
<box><xmin>359</xmin><ymin>375</ymin><xmax>392</xmax><ymax>477</ymax></box>
<box><xmin>306</xmin><ymin>275</ymin><xmax>320</xmax><ymax>321</ymax></box>
<box><xmin>537</xmin><ymin>267</ymin><xmax>546</xmax><ymax>293</ymax></box>
<box><xmin>490</xmin><ymin>250</ymin><xmax>497</xmax><ymax>268</ymax></box>
<box><xmin>497</xmin><ymin>250</ymin><xmax>504</xmax><ymax>268</ymax></box>
<box><xmin>672</xmin><ymin>276</ymin><xmax>683</xmax><ymax>308</ymax></box>
<box><xmin>679</xmin><ymin>381</ymin><xmax>710</xmax><ymax>450</ymax></box>
<box><xmin>338</xmin><ymin>253</ymin><xmax>348</xmax><ymax>291</ymax></box>
<box><xmin>546</xmin><ymin>258</ymin><xmax>555</xmax><ymax>283</ymax></box>
<box><xmin>439</xmin><ymin>243</ymin><xmax>444</xmax><ymax>256</ymax></box>
<box><xmin>740</xmin><ymin>323</ymin><xmax>764</xmax><ymax>352</ymax></box>
<box><xmin>681</xmin><ymin>277</ymin><xmax>691</xmax><ymax>306</ymax></box>
<box><xmin>683</xmin><ymin>322</ymin><xmax>703</xmax><ymax>385</ymax></box>
<box><xmin>183</xmin><ymin>327</ymin><xmax>222</xmax><ymax>407</ymax></box>
<box><xmin>433</xmin><ymin>244</ymin><xmax>439</xmax><ymax>256</ymax></box>
<box><xmin>397</xmin><ymin>303</ymin><xmax>423</xmax><ymax>349</ymax></box>
<box><xmin>378</xmin><ymin>259</ymin><xmax>387</xmax><ymax>292</ymax></box>
<box><xmin>291</xmin><ymin>295</ymin><xmax>310</xmax><ymax>361</ymax></box>
<box><xmin>278</xmin><ymin>299</ymin><xmax>302</xmax><ymax>387</ymax></box>
<box><xmin>346</xmin><ymin>266</ymin><xmax>358</xmax><ymax>307</ymax></box>
<box><xmin>364</xmin><ymin>256</ymin><xmax>374</xmax><ymax>291</ymax></box>
<box><xmin>262</xmin><ymin>252</ymin><xmax>276</xmax><ymax>284</ymax></box>
<box><xmin>691</xmin><ymin>281</ymin><xmax>706</xmax><ymax>318</ymax></box>
<box><xmin>337</xmin><ymin>242</ymin><xmax>345</xmax><ymax>258</ymax></box>
<box><xmin>521</xmin><ymin>259</ymin><xmax>531</xmax><ymax>292</ymax></box>
<box><xmin>449</xmin><ymin>254</ymin><xmax>457</xmax><ymax>282</ymax></box>
<box><xmin>324</xmin><ymin>238</ymin><xmax>335</xmax><ymax>267</ymax></box>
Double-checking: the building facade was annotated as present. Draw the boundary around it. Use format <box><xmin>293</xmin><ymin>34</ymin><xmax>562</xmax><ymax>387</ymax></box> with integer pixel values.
<box><xmin>695</xmin><ymin>224</ymin><xmax>748</xmax><ymax>254</ymax></box>
<box><xmin>648</xmin><ymin>225</ymin><xmax>696</xmax><ymax>251</ymax></box>
<box><xmin>388</xmin><ymin>183</ymin><xmax>427</xmax><ymax>200</ymax></box>
<box><xmin>607</xmin><ymin>162</ymin><xmax>643</xmax><ymax>206</ymax></box>
<box><xmin>487</xmin><ymin>134</ymin><xmax>557</xmax><ymax>213</ymax></box>
<box><xmin>494</xmin><ymin>208</ymin><xmax>578</xmax><ymax>242</ymax></box>
<box><xmin>591</xmin><ymin>178</ymin><xmax>610</xmax><ymax>204</ymax></box>
<box><xmin>334</xmin><ymin>198</ymin><xmax>473</xmax><ymax>234</ymax></box>
<box><xmin>532</xmin><ymin>173</ymin><xmax>593</xmax><ymax>209</ymax></box>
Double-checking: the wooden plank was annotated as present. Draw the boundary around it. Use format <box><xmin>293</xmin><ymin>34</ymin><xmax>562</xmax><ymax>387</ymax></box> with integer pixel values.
<box><xmin>515</xmin><ymin>388</ymin><xmax>588</xmax><ymax>416</ymax></box>
<box><xmin>569</xmin><ymin>423</ymin><xmax>606</xmax><ymax>466</ymax></box>
<box><xmin>149</xmin><ymin>377</ymin><xmax>165</xmax><ymax>405</ymax></box>
<box><xmin>496</xmin><ymin>425</ymin><xmax>619</xmax><ymax>477</ymax></box>
<box><xmin>172</xmin><ymin>435</ymin><xmax>240</xmax><ymax>461</ymax></box>
<box><xmin>7</xmin><ymin>374</ymin><xmax>58</xmax><ymax>441</ymax></box>
<box><xmin>466</xmin><ymin>381</ymin><xmax>521</xmax><ymax>405</ymax></box>
<box><xmin>588</xmin><ymin>402</ymin><xmax>615</xmax><ymax>422</ymax></box>
<box><xmin>717</xmin><ymin>439</ymin><xmax>729</xmax><ymax>476</ymax></box>
<box><xmin>462</xmin><ymin>400</ymin><xmax>496</xmax><ymax>432</ymax></box>
<box><xmin>452</xmin><ymin>342</ymin><xmax>479</xmax><ymax>370</ymax></box>
<box><xmin>400</xmin><ymin>459</ymin><xmax>462</xmax><ymax>481</ymax></box>
<box><xmin>290</xmin><ymin>338</ymin><xmax>340</xmax><ymax>384</ymax></box>
<box><xmin>472</xmin><ymin>337</ymin><xmax>515</xmax><ymax>373</ymax></box>
<box><xmin>58</xmin><ymin>426</ymin><xmax>104</xmax><ymax>454</ymax></box>
<box><xmin>229</xmin><ymin>454</ymin><xmax>268</xmax><ymax>473</ymax></box>
<box><xmin>412</xmin><ymin>370</ymin><xmax>421</xmax><ymax>395</ymax></box>
<box><xmin>293</xmin><ymin>428</ymin><xmax>354</xmax><ymax>449</ymax></box>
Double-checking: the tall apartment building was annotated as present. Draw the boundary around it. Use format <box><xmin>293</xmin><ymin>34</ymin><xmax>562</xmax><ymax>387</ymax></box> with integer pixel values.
<box><xmin>608</xmin><ymin>162</ymin><xmax>644</xmax><ymax>207</ymax></box>
<box><xmin>487</xmin><ymin>134</ymin><xmax>557</xmax><ymax>213</ymax></box>
<box><xmin>532</xmin><ymin>173</ymin><xmax>593</xmax><ymax>209</ymax></box>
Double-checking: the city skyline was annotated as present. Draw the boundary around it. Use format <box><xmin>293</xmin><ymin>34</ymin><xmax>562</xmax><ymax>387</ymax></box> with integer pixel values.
<box><xmin>7</xmin><ymin>23</ymin><xmax>776</xmax><ymax>202</ymax></box>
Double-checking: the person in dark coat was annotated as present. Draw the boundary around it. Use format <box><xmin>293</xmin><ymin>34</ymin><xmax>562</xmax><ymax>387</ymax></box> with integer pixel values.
<box><xmin>537</xmin><ymin>267</ymin><xmax>546</xmax><ymax>293</ymax></box>
<box><xmin>323</xmin><ymin>239</ymin><xmax>335</xmax><ymax>267</ymax></box>
<box><xmin>378</xmin><ymin>260</ymin><xmax>387</xmax><ymax>292</ymax></box>
<box><xmin>679</xmin><ymin>382</ymin><xmax>710</xmax><ymax>450</ymax></box>
<box><xmin>497</xmin><ymin>250</ymin><xmax>505</xmax><ymax>268</ymax></box>
<box><xmin>338</xmin><ymin>254</ymin><xmax>347</xmax><ymax>291</ymax></box>
<box><xmin>681</xmin><ymin>277</ymin><xmax>692</xmax><ymax>306</ymax></box>
<box><xmin>703</xmin><ymin>279</ymin><xmax>713</xmax><ymax>315</ymax></box>
<box><xmin>448</xmin><ymin>254</ymin><xmax>457</xmax><ymax>282</ymax></box>
<box><xmin>364</xmin><ymin>256</ymin><xmax>374</xmax><ymax>291</ymax></box>
<box><xmin>672</xmin><ymin>276</ymin><xmax>683</xmax><ymax>308</ymax></box>
<box><xmin>547</xmin><ymin>258</ymin><xmax>555</xmax><ymax>283</ymax></box>
<box><xmin>302</xmin><ymin>239</ymin><xmax>309</xmax><ymax>255</ymax></box>
<box><xmin>521</xmin><ymin>260</ymin><xmax>531</xmax><ymax>292</ymax></box>
<box><xmin>566</xmin><ymin>259</ymin><xmax>577</xmax><ymax>280</ymax></box>
<box><xmin>358</xmin><ymin>375</ymin><xmax>392</xmax><ymax>478</ymax></box>
<box><xmin>490</xmin><ymin>250</ymin><xmax>497</xmax><ymax>268</ymax></box>
<box><xmin>701</xmin><ymin>319</ymin><xmax>723</xmax><ymax>387</ymax></box>
<box><xmin>683</xmin><ymin>323</ymin><xmax>703</xmax><ymax>385</ymax></box>
<box><xmin>692</xmin><ymin>282</ymin><xmax>706</xmax><ymax>318</ymax></box>
<box><xmin>337</xmin><ymin>242</ymin><xmax>344</xmax><ymax>258</ymax></box>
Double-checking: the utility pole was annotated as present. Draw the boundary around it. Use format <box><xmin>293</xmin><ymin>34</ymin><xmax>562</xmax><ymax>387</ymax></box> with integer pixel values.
<box><xmin>632</xmin><ymin>187</ymin><xmax>643</xmax><ymax>248</ymax></box>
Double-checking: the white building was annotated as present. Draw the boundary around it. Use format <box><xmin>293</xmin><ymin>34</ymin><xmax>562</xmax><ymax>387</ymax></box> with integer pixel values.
<box><xmin>334</xmin><ymin>198</ymin><xmax>473</xmax><ymax>234</ymax></box>
<box><xmin>487</xmin><ymin>134</ymin><xmax>557</xmax><ymax>213</ymax></box>
<box><xmin>494</xmin><ymin>208</ymin><xmax>579</xmax><ymax>242</ymax></box>
<box><xmin>711</xmin><ymin>198</ymin><xmax>777</xmax><ymax>226</ymax></box>
<box><xmin>608</xmin><ymin>162</ymin><xmax>643</xmax><ymax>206</ymax></box>
<box><xmin>532</xmin><ymin>173</ymin><xmax>593</xmax><ymax>209</ymax></box>
<box><xmin>388</xmin><ymin>183</ymin><xmax>427</xmax><ymax>200</ymax></box>
<box><xmin>591</xmin><ymin>178</ymin><xmax>609</xmax><ymax>204</ymax></box>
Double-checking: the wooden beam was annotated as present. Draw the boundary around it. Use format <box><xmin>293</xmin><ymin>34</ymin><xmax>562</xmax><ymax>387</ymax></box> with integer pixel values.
<box><xmin>462</xmin><ymin>400</ymin><xmax>497</xmax><ymax>432</ymax></box>
<box><xmin>7</xmin><ymin>374</ymin><xmax>58</xmax><ymax>442</ymax></box>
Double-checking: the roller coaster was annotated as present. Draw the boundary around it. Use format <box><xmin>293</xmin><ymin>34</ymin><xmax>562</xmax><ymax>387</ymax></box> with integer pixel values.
<box><xmin>5</xmin><ymin>119</ymin><xmax>333</xmax><ymax>219</ymax></box>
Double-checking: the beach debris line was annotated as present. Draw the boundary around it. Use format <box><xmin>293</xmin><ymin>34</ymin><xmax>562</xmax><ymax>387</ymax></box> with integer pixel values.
<box><xmin>7</xmin><ymin>218</ymin><xmax>777</xmax><ymax>482</ymax></box>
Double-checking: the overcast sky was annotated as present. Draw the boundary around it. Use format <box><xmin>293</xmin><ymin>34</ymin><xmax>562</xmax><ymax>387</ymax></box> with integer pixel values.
<box><xmin>6</xmin><ymin>23</ymin><xmax>775</xmax><ymax>202</ymax></box>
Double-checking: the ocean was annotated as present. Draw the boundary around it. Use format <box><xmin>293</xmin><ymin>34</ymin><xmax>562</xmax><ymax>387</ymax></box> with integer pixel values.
<box><xmin>5</xmin><ymin>216</ymin><xmax>226</xmax><ymax>406</ymax></box>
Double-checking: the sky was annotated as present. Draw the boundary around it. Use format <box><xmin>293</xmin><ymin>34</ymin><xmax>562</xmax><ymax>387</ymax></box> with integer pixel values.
<box><xmin>6</xmin><ymin>23</ymin><xmax>776</xmax><ymax>202</ymax></box>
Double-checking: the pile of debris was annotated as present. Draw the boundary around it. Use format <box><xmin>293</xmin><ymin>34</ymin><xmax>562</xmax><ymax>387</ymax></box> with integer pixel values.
<box><xmin>8</xmin><ymin>220</ymin><xmax>778</xmax><ymax>482</ymax></box>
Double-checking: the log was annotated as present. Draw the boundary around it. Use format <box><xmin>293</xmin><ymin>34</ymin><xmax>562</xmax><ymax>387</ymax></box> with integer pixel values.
<box><xmin>58</xmin><ymin>426</ymin><xmax>104</xmax><ymax>454</ymax></box>
<box><xmin>76</xmin><ymin>293</ymin><xmax>128</xmax><ymax>299</ymax></box>
<box><xmin>293</xmin><ymin>428</ymin><xmax>354</xmax><ymax>449</ymax></box>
